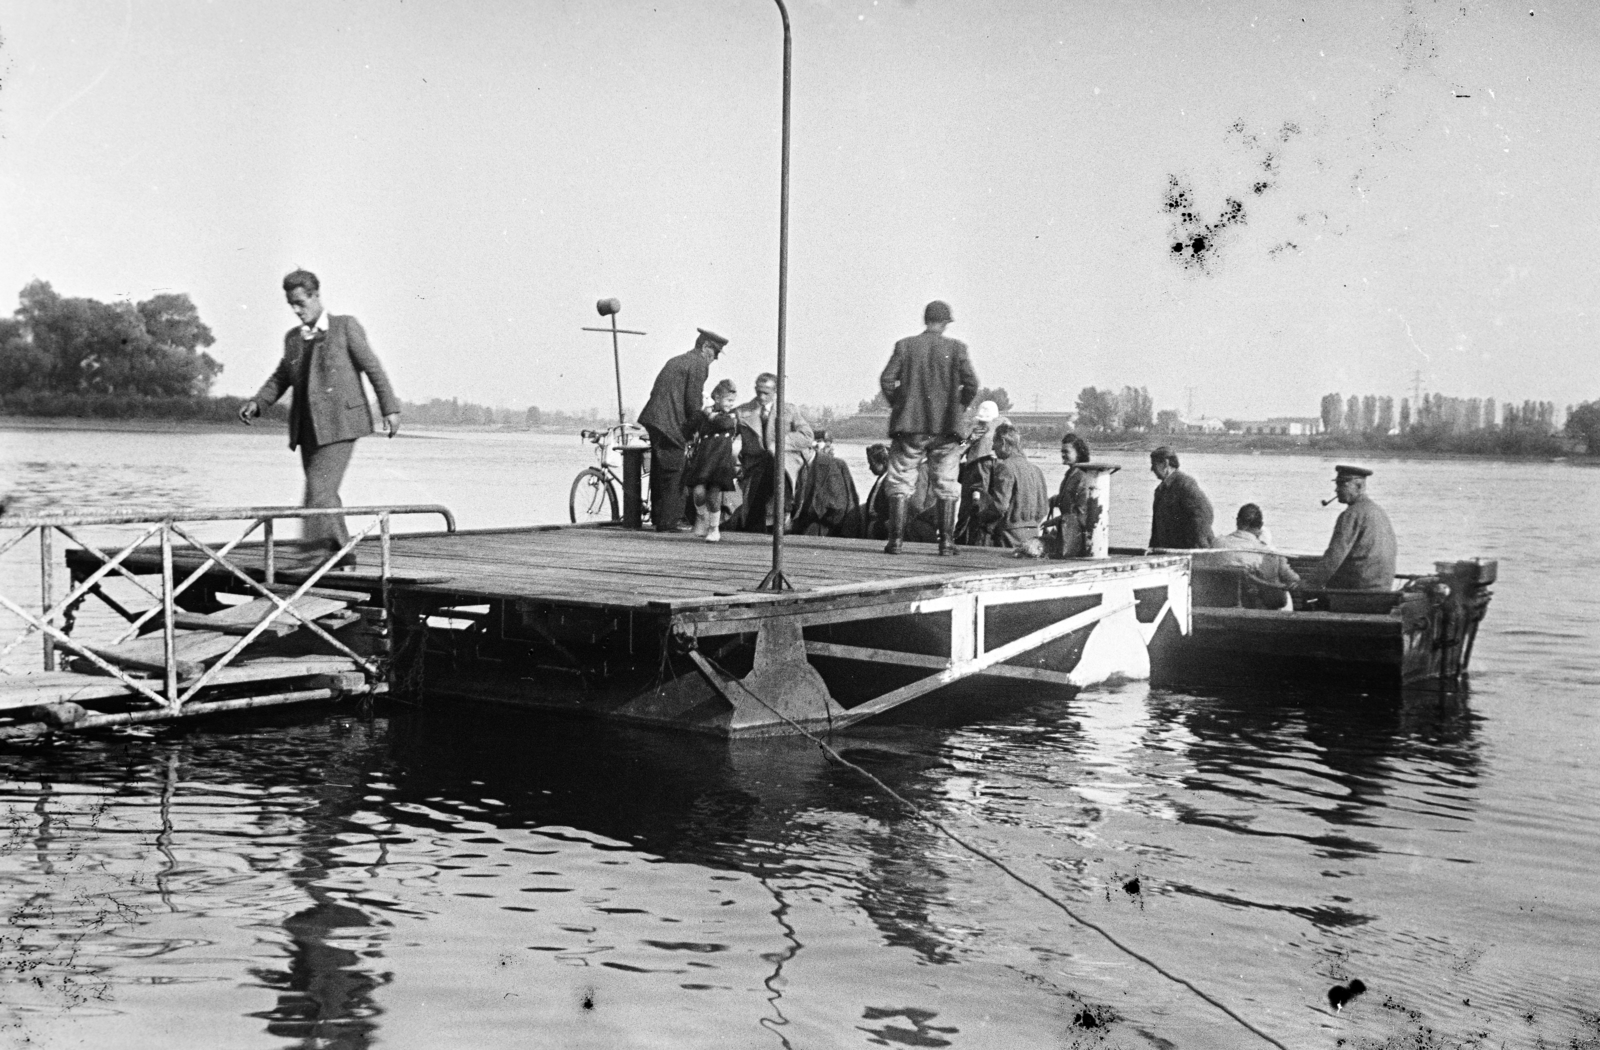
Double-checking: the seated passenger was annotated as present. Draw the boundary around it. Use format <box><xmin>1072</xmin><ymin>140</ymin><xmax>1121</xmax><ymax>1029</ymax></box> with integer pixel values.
<box><xmin>956</xmin><ymin>400</ymin><xmax>1008</xmax><ymax>545</ymax></box>
<box><xmin>1215</xmin><ymin>503</ymin><xmax>1300</xmax><ymax>609</ymax></box>
<box><xmin>975</xmin><ymin>424</ymin><xmax>1049</xmax><ymax>548</ymax></box>
<box><xmin>1302</xmin><ymin>465</ymin><xmax>1398</xmax><ymax>591</ymax></box>
<box><xmin>793</xmin><ymin>430</ymin><xmax>860</xmax><ymax>537</ymax></box>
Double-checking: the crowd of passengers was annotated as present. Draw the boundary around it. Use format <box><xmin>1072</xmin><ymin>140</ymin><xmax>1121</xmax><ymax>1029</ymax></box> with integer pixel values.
<box><xmin>636</xmin><ymin>302</ymin><xmax>1395</xmax><ymax>602</ymax></box>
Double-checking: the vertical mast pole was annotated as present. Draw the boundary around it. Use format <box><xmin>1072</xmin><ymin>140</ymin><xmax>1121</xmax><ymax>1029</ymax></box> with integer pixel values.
<box><xmin>759</xmin><ymin>0</ymin><xmax>794</xmax><ymax>591</ymax></box>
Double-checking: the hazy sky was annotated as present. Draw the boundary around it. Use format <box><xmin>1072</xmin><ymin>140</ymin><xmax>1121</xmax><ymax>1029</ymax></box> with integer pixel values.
<box><xmin>2</xmin><ymin>0</ymin><xmax>1595</xmax><ymax>420</ymax></box>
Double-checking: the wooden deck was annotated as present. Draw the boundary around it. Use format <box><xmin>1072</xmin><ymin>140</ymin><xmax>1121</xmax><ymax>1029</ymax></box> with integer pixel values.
<box><xmin>133</xmin><ymin>525</ymin><xmax>1160</xmax><ymax>610</ymax></box>
<box><xmin>59</xmin><ymin>523</ymin><xmax>1192</xmax><ymax>737</ymax></box>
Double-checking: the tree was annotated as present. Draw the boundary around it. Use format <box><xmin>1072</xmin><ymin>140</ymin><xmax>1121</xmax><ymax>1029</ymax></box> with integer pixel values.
<box><xmin>1155</xmin><ymin>408</ymin><xmax>1182</xmax><ymax>434</ymax></box>
<box><xmin>1564</xmin><ymin>400</ymin><xmax>1600</xmax><ymax>453</ymax></box>
<box><xmin>1398</xmin><ymin>398</ymin><xmax>1411</xmax><ymax>433</ymax></box>
<box><xmin>1360</xmin><ymin>395</ymin><xmax>1377</xmax><ymax>433</ymax></box>
<box><xmin>6</xmin><ymin>280</ymin><xmax>223</xmax><ymax>397</ymax></box>
<box><xmin>1320</xmin><ymin>393</ymin><xmax>1343</xmax><ymax>434</ymax></box>
<box><xmin>1344</xmin><ymin>395</ymin><xmax>1360</xmax><ymax>434</ymax></box>
<box><xmin>526</xmin><ymin>405</ymin><xmax>542</xmax><ymax>426</ymax></box>
<box><xmin>857</xmin><ymin>390</ymin><xmax>890</xmax><ymax>414</ymax></box>
<box><xmin>975</xmin><ymin>386</ymin><xmax>1013</xmax><ymax>412</ymax></box>
<box><xmin>1376</xmin><ymin>396</ymin><xmax>1395</xmax><ymax>434</ymax></box>
<box><xmin>1074</xmin><ymin>387</ymin><xmax>1119</xmax><ymax>432</ymax></box>
<box><xmin>1117</xmin><ymin>386</ymin><xmax>1153</xmax><ymax>430</ymax></box>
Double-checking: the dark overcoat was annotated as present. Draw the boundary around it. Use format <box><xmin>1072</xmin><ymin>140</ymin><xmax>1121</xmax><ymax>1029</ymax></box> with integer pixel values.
<box><xmin>1149</xmin><ymin>470</ymin><xmax>1216</xmax><ymax>549</ymax></box>
<box><xmin>879</xmin><ymin>331</ymin><xmax>980</xmax><ymax>439</ymax></box>
<box><xmin>253</xmin><ymin>315</ymin><xmax>400</xmax><ymax>450</ymax></box>
<box><xmin>637</xmin><ymin>351</ymin><xmax>710</xmax><ymax>448</ymax></box>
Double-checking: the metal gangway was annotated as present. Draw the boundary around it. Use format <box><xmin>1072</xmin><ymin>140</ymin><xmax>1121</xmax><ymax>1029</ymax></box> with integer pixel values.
<box><xmin>0</xmin><ymin>504</ymin><xmax>454</xmax><ymax>740</ymax></box>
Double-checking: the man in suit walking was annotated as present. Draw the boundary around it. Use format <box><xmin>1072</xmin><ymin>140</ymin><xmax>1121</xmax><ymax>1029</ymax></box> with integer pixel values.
<box><xmin>238</xmin><ymin>269</ymin><xmax>401</xmax><ymax>566</ymax></box>
<box><xmin>878</xmin><ymin>300</ymin><xmax>980</xmax><ymax>555</ymax></box>
<box><xmin>637</xmin><ymin>328</ymin><xmax>727</xmax><ymax>531</ymax></box>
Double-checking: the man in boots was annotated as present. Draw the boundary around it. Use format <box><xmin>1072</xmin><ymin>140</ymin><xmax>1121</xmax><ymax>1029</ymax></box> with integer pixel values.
<box><xmin>877</xmin><ymin>300</ymin><xmax>980</xmax><ymax>555</ymax></box>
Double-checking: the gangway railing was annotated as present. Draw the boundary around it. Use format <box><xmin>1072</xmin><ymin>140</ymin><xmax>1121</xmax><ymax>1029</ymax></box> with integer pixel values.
<box><xmin>0</xmin><ymin>504</ymin><xmax>455</xmax><ymax>712</ymax></box>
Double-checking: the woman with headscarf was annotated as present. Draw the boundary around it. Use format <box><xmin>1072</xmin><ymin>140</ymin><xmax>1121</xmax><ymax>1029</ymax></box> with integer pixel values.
<box><xmin>956</xmin><ymin>400</ymin><xmax>1007</xmax><ymax>545</ymax></box>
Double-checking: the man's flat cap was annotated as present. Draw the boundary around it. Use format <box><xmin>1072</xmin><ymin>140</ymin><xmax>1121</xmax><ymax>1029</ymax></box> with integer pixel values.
<box><xmin>924</xmin><ymin>300</ymin><xmax>954</xmax><ymax>324</ymax></box>
<box><xmin>1334</xmin><ymin>464</ymin><xmax>1373</xmax><ymax>478</ymax></box>
<box><xmin>696</xmin><ymin>328</ymin><xmax>729</xmax><ymax>349</ymax></box>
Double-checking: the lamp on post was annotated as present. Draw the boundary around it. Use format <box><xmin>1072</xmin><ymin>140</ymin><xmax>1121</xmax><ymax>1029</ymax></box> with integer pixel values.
<box><xmin>756</xmin><ymin>0</ymin><xmax>794</xmax><ymax>592</ymax></box>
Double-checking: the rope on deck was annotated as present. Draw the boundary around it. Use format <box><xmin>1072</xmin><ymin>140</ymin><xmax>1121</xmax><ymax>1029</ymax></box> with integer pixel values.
<box><xmin>699</xmin><ymin>649</ymin><xmax>1293</xmax><ymax>1050</ymax></box>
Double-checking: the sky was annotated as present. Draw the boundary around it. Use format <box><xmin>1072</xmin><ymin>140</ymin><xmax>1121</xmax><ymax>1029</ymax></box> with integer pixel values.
<box><xmin>1</xmin><ymin>0</ymin><xmax>1595</xmax><ymax>421</ymax></box>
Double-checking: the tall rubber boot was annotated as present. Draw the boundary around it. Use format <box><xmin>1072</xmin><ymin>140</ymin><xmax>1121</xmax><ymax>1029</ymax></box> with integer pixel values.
<box><xmin>938</xmin><ymin>498</ymin><xmax>960</xmax><ymax>556</ymax></box>
<box><xmin>883</xmin><ymin>496</ymin><xmax>908</xmax><ymax>555</ymax></box>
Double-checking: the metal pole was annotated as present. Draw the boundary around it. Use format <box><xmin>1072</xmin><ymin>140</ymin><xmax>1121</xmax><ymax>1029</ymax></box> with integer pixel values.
<box><xmin>161</xmin><ymin>524</ymin><xmax>178</xmax><ymax>706</ymax></box>
<box><xmin>380</xmin><ymin>511</ymin><xmax>392</xmax><ymax>614</ymax></box>
<box><xmin>263</xmin><ymin>517</ymin><xmax>276</xmax><ymax>585</ymax></box>
<box><xmin>758</xmin><ymin>0</ymin><xmax>794</xmax><ymax>592</ymax></box>
<box><xmin>611</xmin><ymin>314</ymin><xmax>626</xmax><ymax>426</ymax></box>
<box><xmin>39</xmin><ymin>526</ymin><xmax>56</xmax><ymax>671</ymax></box>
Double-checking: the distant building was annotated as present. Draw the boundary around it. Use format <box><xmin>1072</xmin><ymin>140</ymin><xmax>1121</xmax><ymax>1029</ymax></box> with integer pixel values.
<box><xmin>1184</xmin><ymin>417</ymin><xmax>1227</xmax><ymax>434</ymax></box>
<box><xmin>1003</xmin><ymin>411</ymin><xmax>1078</xmax><ymax>431</ymax></box>
<box><xmin>1236</xmin><ymin>417</ymin><xmax>1322</xmax><ymax>436</ymax></box>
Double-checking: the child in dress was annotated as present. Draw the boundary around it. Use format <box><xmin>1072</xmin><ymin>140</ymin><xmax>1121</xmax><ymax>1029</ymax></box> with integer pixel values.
<box><xmin>685</xmin><ymin>379</ymin><xmax>741</xmax><ymax>542</ymax></box>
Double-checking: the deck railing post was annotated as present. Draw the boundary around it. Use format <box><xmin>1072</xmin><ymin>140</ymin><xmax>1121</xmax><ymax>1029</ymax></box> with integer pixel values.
<box><xmin>160</xmin><ymin>523</ymin><xmax>178</xmax><ymax>707</ymax></box>
<box><xmin>263</xmin><ymin>517</ymin><xmax>276</xmax><ymax>585</ymax></box>
<box><xmin>380</xmin><ymin>512</ymin><xmax>392</xmax><ymax>612</ymax></box>
<box><xmin>39</xmin><ymin>526</ymin><xmax>56</xmax><ymax>671</ymax></box>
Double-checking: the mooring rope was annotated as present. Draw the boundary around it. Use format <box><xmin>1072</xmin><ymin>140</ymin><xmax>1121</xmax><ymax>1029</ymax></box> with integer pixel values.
<box><xmin>700</xmin><ymin>650</ymin><xmax>1292</xmax><ymax>1050</ymax></box>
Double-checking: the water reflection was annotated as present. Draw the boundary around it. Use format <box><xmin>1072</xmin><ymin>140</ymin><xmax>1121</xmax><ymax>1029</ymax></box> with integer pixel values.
<box><xmin>245</xmin><ymin>726</ymin><xmax>393</xmax><ymax>1049</ymax></box>
<box><xmin>0</xmin><ymin>672</ymin><xmax>1557</xmax><ymax>1050</ymax></box>
<box><xmin>383</xmin><ymin>708</ymin><xmax>966</xmax><ymax>968</ymax></box>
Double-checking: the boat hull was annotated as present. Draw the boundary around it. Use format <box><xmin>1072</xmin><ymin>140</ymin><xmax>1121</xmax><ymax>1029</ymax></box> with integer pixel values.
<box><xmin>1153</xmin><ymin>558</ymin><xmax>1494</xmax><ymax>688</ymax></box>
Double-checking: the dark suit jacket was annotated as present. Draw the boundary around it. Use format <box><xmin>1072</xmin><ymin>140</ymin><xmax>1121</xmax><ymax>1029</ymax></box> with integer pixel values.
<box><xmin>636</xmin><ymin>351</ymin><xmax>709</xmax><ymax>448</ymax></box>
<box><xmin>253</xmin><ymin>315</ymin><xmax>400</xmax><ymax>450</ymax></box>
<box><xmin>879</xmin><ymin>331</ymin><xmax>979</xmax><ymax>439</ymax></box>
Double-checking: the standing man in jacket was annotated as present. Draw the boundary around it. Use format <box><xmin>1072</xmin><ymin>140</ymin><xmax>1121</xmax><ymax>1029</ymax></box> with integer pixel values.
<box><xmin>637</xmin><ymin>328</ymin><xmax>727</xmax><ymax>531</ymax></box>
<box><xmin>878</xmin><ymin>300</ymin><xmax>980</xmax><ymax>555</ymax></box>
<box><xmin>1147</xmin><ymin>446</ymin><xmax>1215</xmax><ymax>550</ymax></box>
<box><xmin>239</xmin><ymin>270</ymin><xmax>400</xmax><ymax>567</ymax></box>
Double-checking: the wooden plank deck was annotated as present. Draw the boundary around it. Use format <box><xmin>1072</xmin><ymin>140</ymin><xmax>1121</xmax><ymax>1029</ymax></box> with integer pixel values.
<box><xmin>108</xmin><ymin>526</ymin><xmax>1172</xmax><ymax>612</ymax></box>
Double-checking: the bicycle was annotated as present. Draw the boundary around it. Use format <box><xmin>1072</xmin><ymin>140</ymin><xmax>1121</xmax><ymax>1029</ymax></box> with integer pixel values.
<box><xmin>570</xmin><ymin>423</ymin><xmax>650</xmax><ymax>523</ymax></box>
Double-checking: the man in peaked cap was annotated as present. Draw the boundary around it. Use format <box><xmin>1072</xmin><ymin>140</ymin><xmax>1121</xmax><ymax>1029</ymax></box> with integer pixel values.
<box><xmin>1303</xmin><ymin>464</ymin><xmax>1398</xmax><ymax>591</ymax></box>
<box><xmin>877</xmin><ymin>300</ymin><xmax>980</xmax><ymax>555</ymax></box>
<box><xmin>638</xmin><ymin>328</ymin><xmax>727</xmax><ymax>531</ymax></box>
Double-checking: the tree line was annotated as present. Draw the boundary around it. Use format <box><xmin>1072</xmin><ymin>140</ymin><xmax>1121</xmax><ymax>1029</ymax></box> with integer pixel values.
<box><xmin>1</xmin><ymin>281</ymin><xmax>222</xmax><ymax>399</ymax></box>
<box><xmin>1316</xmin><ymin>391</ymin><xmax>1582</xmax><ymax>454</ymax></box>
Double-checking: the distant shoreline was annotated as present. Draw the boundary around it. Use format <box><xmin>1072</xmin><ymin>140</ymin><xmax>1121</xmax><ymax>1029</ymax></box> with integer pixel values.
<box><xmin>0</xmin><ymin>415</ymin><xmax>558</xmax><ymax>438</ymax></box>
<box><xmin>2</xmin><ymin>415</ymin><xmax>1588</xmax><ymax>464</ymax></box>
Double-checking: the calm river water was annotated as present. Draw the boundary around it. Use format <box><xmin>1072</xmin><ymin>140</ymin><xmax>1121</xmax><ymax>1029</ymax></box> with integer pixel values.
<box><xmin>1</xmin><ymin>425</ymin><xmax>1597</xmax><ymax>1050</ymax></box>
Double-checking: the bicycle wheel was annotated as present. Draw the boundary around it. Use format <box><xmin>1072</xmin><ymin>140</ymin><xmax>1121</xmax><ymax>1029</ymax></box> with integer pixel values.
<box><xmin>569</xmin><ymin>467</ymin><xmax>619</xmax><ymax>523</ymax></box>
